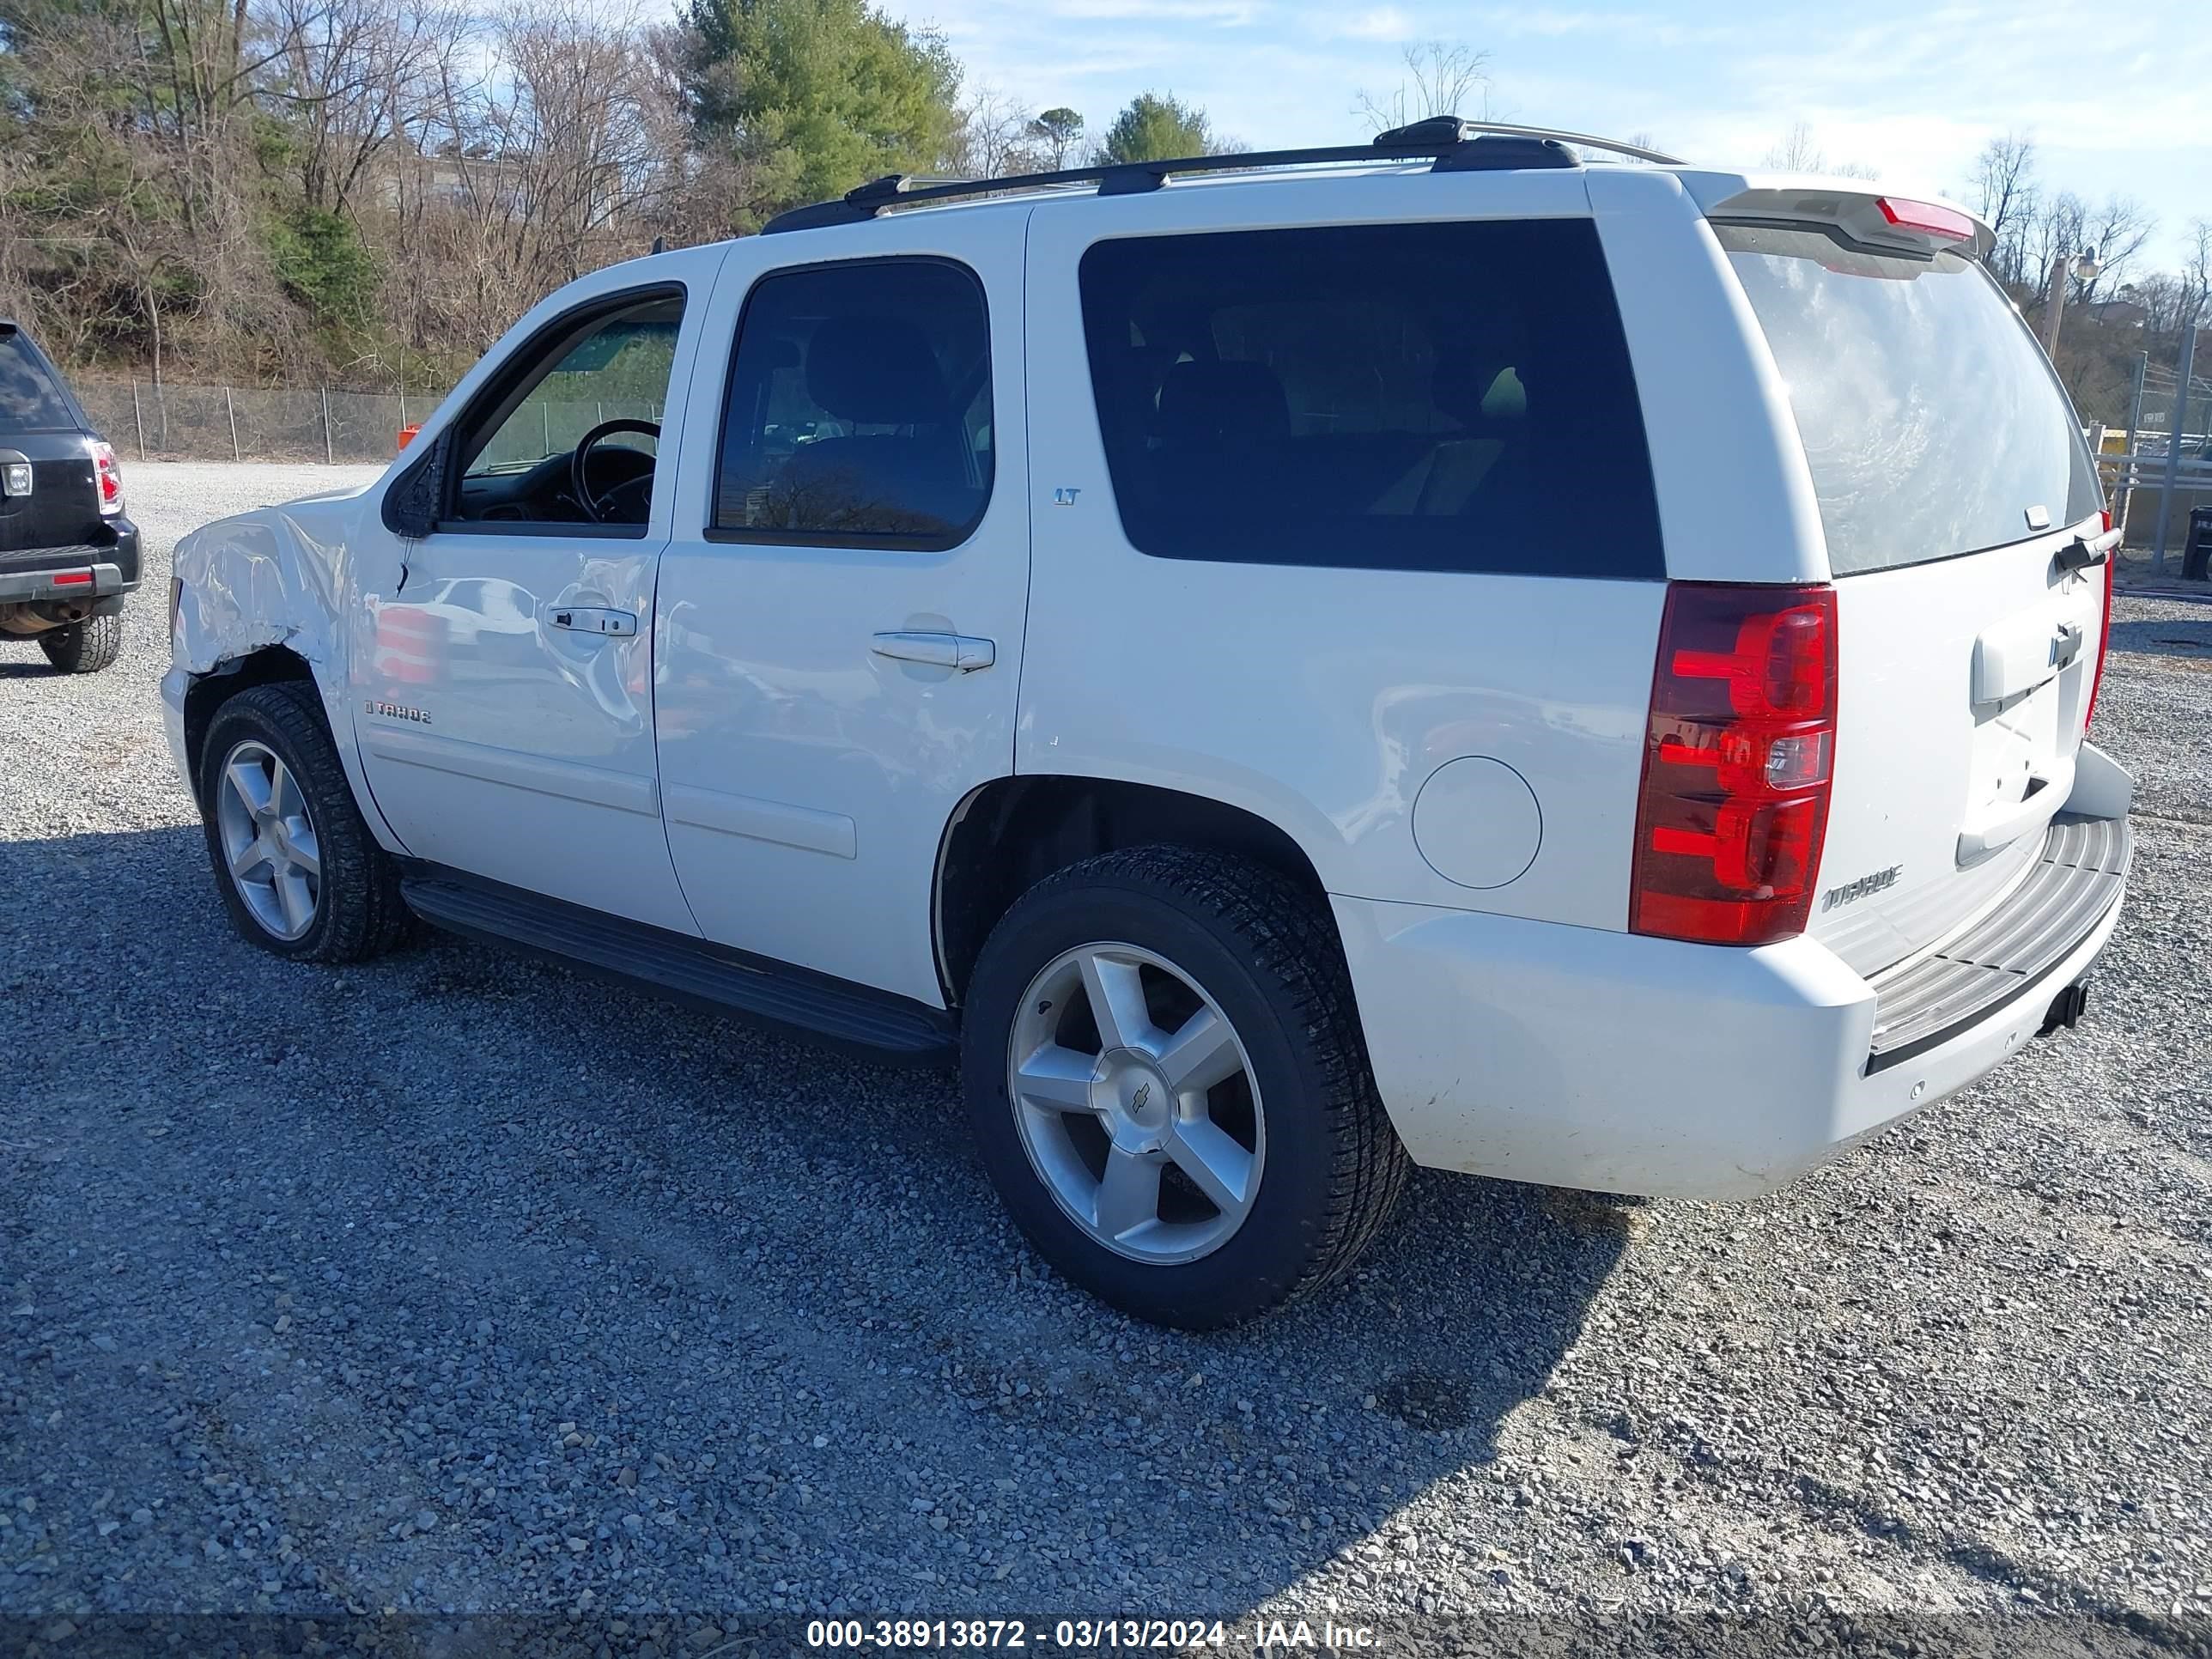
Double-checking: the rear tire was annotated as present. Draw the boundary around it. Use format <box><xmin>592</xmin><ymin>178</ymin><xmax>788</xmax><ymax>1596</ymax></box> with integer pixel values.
<box><xmin>197</xmin><ymin>680</ymin><xmax>413</xmax><ymax>963</ymax></box>
<box><xmin>961</xmin><ymin>846</ymin><xmax>1408</xmax><ymax>1329</ymax></box>
<box><xmin>38</xmin><ymin>605</ymin><xmax>123</xmax><ymax>673</ymax></box>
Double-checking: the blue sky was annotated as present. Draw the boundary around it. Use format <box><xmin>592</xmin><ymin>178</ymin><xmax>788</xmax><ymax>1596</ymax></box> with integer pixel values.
<box><xmin>878</xmin><ymin>0</ymin><xmax>2210</xmax><ymax>271</ymax></box>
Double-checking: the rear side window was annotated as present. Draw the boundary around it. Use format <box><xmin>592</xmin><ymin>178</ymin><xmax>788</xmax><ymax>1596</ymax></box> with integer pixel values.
<box><xmin>1718</xmin><ymin>224</ymin><xmax>2101</xmax><ymax>576</ymax></box>
<box><xmin>713</xmin><ymin>258</ymin><xmax>993</xmax><ymax>550</ymax></box>
<box><xmin>0</xmin><ymin>332</ymin><xmax>76</xmax><ymax>433</ymax></box>
<box><xmin>1077</xmin><ymin>219</ymin><xmax>1662</xmax><ymax>578</ymax></box>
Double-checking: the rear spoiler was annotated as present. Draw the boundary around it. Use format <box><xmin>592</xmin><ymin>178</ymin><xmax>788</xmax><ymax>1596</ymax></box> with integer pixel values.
<box><xmin>1684</xmin><ymin>176</ymin><xmax>1995</xmax><ymax>262</ymax></box>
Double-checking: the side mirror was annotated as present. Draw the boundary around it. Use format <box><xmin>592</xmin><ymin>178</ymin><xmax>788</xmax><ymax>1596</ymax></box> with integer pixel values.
<box><xmin>382</xmin><ymin>428</ymin><xmax>454</xmax><ymax>539</ymax></box>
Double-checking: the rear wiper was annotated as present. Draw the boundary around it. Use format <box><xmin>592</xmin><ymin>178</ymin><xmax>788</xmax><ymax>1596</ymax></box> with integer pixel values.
<box><xmin>2054</xmin><ymin>526</ymin><xmax>2120</xmax><ymax>575</ymax></box>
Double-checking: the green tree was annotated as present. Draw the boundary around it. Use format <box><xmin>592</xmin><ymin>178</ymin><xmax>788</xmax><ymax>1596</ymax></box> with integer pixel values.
<box><xmin>264</xmin><ymin>204</ymin><xmax>378</xmax><ymax>329</ymax></box>
<box><xmin>682</xmin><ymin>0</ymin><xmax>963</xmax><ymax>227</ymax></box>
<box><xmin>1028</xmin><ymin>106</ymin><xmax>1084</xmax><ymax>168</ymax></box>
<box><xmin>1097</xmin><ymin>92</ymin><xmax>1212</xmax><ymax>164</ymax></box>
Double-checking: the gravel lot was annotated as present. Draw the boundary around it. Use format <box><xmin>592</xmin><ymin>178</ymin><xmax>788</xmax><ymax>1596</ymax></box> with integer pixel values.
<box><xmin>3</xmin><ymin>463</ymin><xmax>2209</xmax><ymax>1639</ymax></box>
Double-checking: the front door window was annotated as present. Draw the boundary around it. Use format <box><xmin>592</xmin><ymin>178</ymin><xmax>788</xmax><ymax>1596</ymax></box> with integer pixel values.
<box><xmin>450</xmin><ymin>295</ymin><xmax>684</xmax><ymax>531</ymax></box>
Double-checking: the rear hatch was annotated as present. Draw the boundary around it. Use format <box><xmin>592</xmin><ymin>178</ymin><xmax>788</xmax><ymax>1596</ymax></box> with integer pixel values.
<box><xmin>0</xmin><ymin>325</ymin><xmax>103</xmax><ymax>560</ymax></box>
<box><xmin>1714</xmin><ymin>216</ymin><xmax>2109</xmax><ymax>978</ymax></box>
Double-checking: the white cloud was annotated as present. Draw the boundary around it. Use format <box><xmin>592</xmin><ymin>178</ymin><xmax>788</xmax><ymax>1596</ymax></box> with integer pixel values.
<box><xmin>1332</xmin><ymin>7</ymin><xmax>1413</xmax><ymax>41</ymax></box>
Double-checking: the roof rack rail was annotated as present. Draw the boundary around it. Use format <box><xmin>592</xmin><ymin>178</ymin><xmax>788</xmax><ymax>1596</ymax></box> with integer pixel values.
<box><xmin>759</xmin><ymin>118</ymin><xmax>1684</xmax><ymax>234</ymax></box>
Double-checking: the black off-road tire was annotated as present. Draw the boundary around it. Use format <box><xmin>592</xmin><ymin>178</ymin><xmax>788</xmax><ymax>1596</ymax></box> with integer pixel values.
<box><xmin>38</xmin><ymin>605</ymin><xmax>124</xmax><ymax>673</ymax></box>
<box><xmin>197</xmin><ymin>679</ymin><xmax>414</xmax><ymax>963</ymax></box>
<box><xmin>961</xmin><ymin>845</ymin><xmax>1410</xmax><ymax>1329</ymax></box>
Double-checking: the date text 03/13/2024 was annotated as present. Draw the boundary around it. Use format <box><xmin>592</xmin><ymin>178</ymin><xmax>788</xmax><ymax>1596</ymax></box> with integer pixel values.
<box><xmin>805</xmin><ymin>1617</ymin><xmax>1379</xmax><ymax>1650</ymax></box>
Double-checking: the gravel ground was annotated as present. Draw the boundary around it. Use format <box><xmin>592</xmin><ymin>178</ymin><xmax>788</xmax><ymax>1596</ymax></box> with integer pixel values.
<box><xmin>3</xmin><ymin>463</ymin><xmax>2209</xmax><ymax>1638</ymax></box>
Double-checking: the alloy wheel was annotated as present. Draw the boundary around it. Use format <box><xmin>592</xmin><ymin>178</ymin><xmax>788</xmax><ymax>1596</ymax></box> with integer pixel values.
<box><xmin>1006</xmin><ymin>942</ymin><xmax>1266</xmax><ymax>1265</ymax></box>
<box><xmin>214</xmin><ymin>739</ymin><xmax>322</xmax><ymax>941</ymax></box>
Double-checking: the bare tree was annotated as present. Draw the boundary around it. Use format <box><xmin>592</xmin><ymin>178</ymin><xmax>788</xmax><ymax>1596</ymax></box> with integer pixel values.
<box><xmin>2075</xmin><ymin>193</ymin><xmax>2158</xmax><ymax>303</ymax></box>
<box><xmin>262</xmin><ymin>0</ymin><xmax>461</xmax><ymax>216</ymax></box>
<box><xmin>2130</xmin><ymin>274</ymin><xmax>2186</xmax><ymax>338</ymax></box>
<box><xmin>1355</xmin><ymin>40</ymin><xmax>1492</xmax><ymax>133</ymax></box>
<box><xmin>2185</xmin><ymin>218</ymin><xmax>2212</xmax><ymax>325</ymax></box>
<box><xmin>2027</xmin><ymin>189</ymin><xmax>2086</xmax><ymax>307</ymax></box>
<box><xmin>1763</xmin><ymin>121</ymin><xmax>1821</xmax><ymax>171</ymax></box>
<box><xmin>948</xmin><ymin>84</ymin><xmax>1045</xmax><ymax>179</ymax></box>
<box><xmin>1762</xmin><ymin>121</ymin><xmax>1877</xmax><ymax>180</ymax></box>
<box><xmin>407</xmin><ymin>2</ymin><xmax>677</xmax><ymax>349</ymax></box>
<box><xmin>1968</xmin><ymin>132</ymin><xmax>2038</xmax><ymax>286</ymax></box>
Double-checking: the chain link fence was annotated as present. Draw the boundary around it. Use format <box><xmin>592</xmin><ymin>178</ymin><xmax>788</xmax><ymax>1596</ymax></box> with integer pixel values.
<box><xmin>73</xmin><ymin>380</ymin><xmax>672</xmax><ymax>470</ymax></box>
<box><xmin>71</xmin><ymin>380</ymin><xmax>454</xmax><ymax>465</ymax></box>
<box><xmin>2106</xmin><ymin>356</ymin><xmax>2212</xmax><ymax>572</ymax></box>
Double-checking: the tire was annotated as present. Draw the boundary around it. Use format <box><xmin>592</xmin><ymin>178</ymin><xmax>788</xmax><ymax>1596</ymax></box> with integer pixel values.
<box><xmin>38</xmin><ymin>605</ymin><xmax>123</xmax><ymax>673</ymax></box>
<box><xmin>196</xmin><ymin>679</ymin><xmax>413</xmax><ymax>963</ymax></box>
<box><xmin>961</xmin><ymin>845</ymin><xmax>1409</xmax><ymax>1329</ymax></box>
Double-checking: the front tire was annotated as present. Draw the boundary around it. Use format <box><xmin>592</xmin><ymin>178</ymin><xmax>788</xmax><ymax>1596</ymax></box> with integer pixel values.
<box><xmin>962</xmin><ymin>846</ymin><xmax>1408</xmax><ymax>1329</ymax></box>
<box><xmin>38</xmin><ymin>605</ymin><xmax>123</xmax><ymax>673</ymax></box>
<box><xmin>196</xmin><ymin>680</ymin><xmax>412</xmax><ymax>963</ymax></box>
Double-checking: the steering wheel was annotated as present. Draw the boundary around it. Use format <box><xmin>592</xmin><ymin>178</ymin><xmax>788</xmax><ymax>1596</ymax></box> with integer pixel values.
<box><xmin>570</xmin><ymin>419</ymin><xmax>661</xmax><ymax>524</ymax></box>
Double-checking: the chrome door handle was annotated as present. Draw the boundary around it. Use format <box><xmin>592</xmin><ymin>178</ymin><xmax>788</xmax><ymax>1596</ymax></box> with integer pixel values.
<box><xmin>548</xmin><ymin>606</ymin><xmax>637</xmax><ymax>637</ymax></box>
<box><xmin>871</xmin><ymin>631</ymin><xmax>996</xmax><ymax>672</ymax></box>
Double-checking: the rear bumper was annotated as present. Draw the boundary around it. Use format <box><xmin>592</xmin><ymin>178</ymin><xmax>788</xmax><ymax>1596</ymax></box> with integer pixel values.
<box><xmin>0</xmin><ymin>522</ymin><xmax>142</xmax><ymax>604</ymax></box>
<box><xmin>1334</xmin><ymin>816</ymin><xmax>2129</xmax><ymax>1200</ymax></box>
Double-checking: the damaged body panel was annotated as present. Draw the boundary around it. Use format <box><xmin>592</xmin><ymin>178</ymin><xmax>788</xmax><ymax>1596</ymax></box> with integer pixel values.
<box><xmin>161</xmin><ymin>481</ymin><xmax>404</xmax><ymax>850</ymax></box>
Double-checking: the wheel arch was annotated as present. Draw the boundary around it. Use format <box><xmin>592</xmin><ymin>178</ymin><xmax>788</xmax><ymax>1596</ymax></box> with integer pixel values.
<box><xmin>933</xmin><ymin>775</ymin><xmax>1333</xmax><ymax>1007</ymax></box>
<box><xmin>181</xmin><ymin>646</ymin><xmax>321</xmax><ymax>809</ymax></box>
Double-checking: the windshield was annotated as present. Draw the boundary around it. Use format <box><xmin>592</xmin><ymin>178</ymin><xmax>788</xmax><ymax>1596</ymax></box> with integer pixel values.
<box><xmin>1717</xmin><ymin>224</ymin><xmax>2100</xmax><ymax>576</ymax></box>
<box><xmin>0</xmin><ymin>332</ymin><xmax>77</xmax><ymax>434</ymax></box>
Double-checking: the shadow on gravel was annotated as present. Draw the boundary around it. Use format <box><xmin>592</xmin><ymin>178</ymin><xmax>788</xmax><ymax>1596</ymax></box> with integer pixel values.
<box><xmin>4</xmin><ymin>819</ymin><xmax>1626</xmax><ymax>1615</ymax></box>
<box><xmin>2110</xmin><ymin>617</ymin><xmax>2212</xmax><ymax>659</ymax></box>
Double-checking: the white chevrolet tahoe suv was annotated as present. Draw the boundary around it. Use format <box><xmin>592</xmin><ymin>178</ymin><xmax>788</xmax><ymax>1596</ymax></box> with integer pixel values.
<box><xmin>164</xmin><ymin>120</ymin><xmax>2132</xmax><ymax>1328</ymax></box>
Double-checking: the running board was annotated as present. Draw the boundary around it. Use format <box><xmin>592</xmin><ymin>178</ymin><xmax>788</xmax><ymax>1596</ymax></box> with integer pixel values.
<box><xmin>400</xmin><ymin>872</ymin><xmax>957</xmax><ymax>1064</ymax></box>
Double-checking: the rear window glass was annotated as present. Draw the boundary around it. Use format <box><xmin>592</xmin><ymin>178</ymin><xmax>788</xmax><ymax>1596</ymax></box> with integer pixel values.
<box><xmin>0</xmin><ymin>333</ymin><xmax>76</xmax><ymax>433</ymax></box>
<box><xmin>1078</xmin><ymin>220</ymin><xmax>1664</xmax><ymax>579</ymax></box>
<box><xmin>1718</xmin><ymin>224</ymin><xmax>2101</xmax><ymax>575</ymax></box>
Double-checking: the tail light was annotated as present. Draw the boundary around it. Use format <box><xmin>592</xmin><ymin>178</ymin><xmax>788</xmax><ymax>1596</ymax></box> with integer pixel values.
<box><xmin>2084</xmin><ymin>508</ymin><xmax>2115</xmax><ymax>732</ymax></box>
<box><xmin>1875</xmin><ymin>197</ymin><xmax>1977</xmax><ymax>243</ymax></box>
<box><xmin>1631</xmin><ymin>582</ymin><xmax>1839</xmax><ymax>947</ymax></box>
<box><xmin>92</xmin><ymin>441</ymin><xmax>124</xmax><ymax>515</ymax></box>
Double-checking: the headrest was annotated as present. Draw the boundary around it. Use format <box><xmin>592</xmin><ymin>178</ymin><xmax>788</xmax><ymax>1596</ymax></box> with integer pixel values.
<box><xmin>1433</xmin><ymin>354</ymin><xmax>1527</xmax><ymax>425</ymax></box>
<box><xmin>805</xmin><ymin>316</ymin><xmax>950</xmax><ymax>425</ymax></box>
<box><xmin>1157</xmin><ymin>359</ymin><xmax>1290</xmax><ymax>445</ymax></box>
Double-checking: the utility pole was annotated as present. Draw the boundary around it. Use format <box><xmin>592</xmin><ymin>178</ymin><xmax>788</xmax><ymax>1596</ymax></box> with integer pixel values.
<box><xmin>2041</xmin><ymin>252</ymin><xmax>2069</xmax><ymax>354</ymax></box>
<box><xmin>2042</xmin><ymin>247</ymin><xmax>2100</xmax><ymax>356</ymax></box>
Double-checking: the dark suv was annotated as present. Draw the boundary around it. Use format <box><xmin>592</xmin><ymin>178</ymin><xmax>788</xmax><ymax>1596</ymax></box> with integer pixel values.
<box><xmin>0</xmin><ymin>319</ymin><xmax>138</xmax><ymax>673</ymax></box>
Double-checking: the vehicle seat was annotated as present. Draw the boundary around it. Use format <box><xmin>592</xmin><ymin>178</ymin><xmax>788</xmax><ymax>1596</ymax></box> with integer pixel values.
<box><xmin>775</xmin><ymin>315</ymin><xmax>977</xmax><ymax>537</ymax></box>
<box><xmin>1148</xmin><ymin>358</ymin><xmax>1292</xmax><ymax>512</ymax></box>
<box><xmin>1412</xmin><ymin>356</ymin><xmax>1527</xmax><ymax>517</ymax></box>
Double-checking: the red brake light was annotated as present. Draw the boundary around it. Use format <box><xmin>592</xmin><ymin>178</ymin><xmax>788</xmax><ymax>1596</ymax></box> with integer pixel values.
<box><xmin>1875</xmin><ymin>197</ymin><xmax>1976</xmax><ymax>243</ymax></box>
<box><xmin>2085</xmin><ymin>508</ymin><xmax>2114</xmax><ymax>732</ymax></box>
<box><xmin>1631</xmin><ymin>582</ymin><xmax>1839</xmax><ymax>946</ymax></box>
<box><xmin>93</xmin><ymin>441</ymin><xmax>124</xmax><ymax>514</ymax></box>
